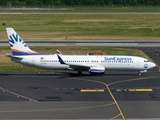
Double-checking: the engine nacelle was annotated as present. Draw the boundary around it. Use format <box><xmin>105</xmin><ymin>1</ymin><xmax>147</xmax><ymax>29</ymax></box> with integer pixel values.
<box><xmin>89</xmin><ymin>67</ymin><xmax>105</xmax><ymax>75</ymax></box>
<box><xmin>140</xmin><ymin>70</ymin><xmax>147</xmax><ymax>73</ymax></box>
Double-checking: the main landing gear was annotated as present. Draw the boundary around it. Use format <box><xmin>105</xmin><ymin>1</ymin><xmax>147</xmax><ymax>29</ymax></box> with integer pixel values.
<box><xmin>78</xmin><ymin>71</ymin><xmax>83</xmax><ymax>76</ymax></box>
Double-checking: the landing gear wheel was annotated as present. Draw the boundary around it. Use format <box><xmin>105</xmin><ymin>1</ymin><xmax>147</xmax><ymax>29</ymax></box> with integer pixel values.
<box><xmin>78</xmin><ymin>71</ymin><xmax>82</xmax><ymax>76</ymax></box>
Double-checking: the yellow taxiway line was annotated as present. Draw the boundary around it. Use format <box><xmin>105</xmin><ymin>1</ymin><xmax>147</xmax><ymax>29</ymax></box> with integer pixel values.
<box><xmin>81</xmin><ymin>89</ymin><xmax>104</xmax><ymax>93</ymax></box>
<box><xmin>128</xmin><ymin>88</ymin><xmax>153</xmax><ymax>92</ymax></box>
<box><xmin>68</xmin><ymin>77</ymin><xmax>125</xmax><ymax>120</ymax></box>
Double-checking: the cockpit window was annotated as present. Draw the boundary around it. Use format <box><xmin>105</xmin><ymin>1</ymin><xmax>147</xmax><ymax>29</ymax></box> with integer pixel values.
<box><xmin>144</xmin><ymin>60</ymin><xmax>149</xmax><ymax>62</ymax></box>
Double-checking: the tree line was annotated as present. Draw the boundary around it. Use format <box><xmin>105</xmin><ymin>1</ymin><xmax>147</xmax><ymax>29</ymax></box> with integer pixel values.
<box><xmin>0</xmin><ymin>0</ymin><xmax>160</xmax><ymax>6</ymax></box>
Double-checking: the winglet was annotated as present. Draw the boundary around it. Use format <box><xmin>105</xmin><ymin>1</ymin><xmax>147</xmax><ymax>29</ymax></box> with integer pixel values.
<box><xmin>57</xmin><ymin>54</ymin><xmax>65</xmax><ymax>64</ymax></box>
<box><xmin>57</xmin><ymin>49</ymin><xmax>62</xmax><ymax>55</ymax></box>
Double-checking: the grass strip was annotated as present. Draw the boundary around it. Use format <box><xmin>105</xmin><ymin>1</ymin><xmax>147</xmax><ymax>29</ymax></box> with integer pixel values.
<box><xmin>0</xmin><ymin>14</ymin><xmax>160</xmax><ymax>40</ymax></box>
<box><xmin>1</xmin><ymin>7</ymin><xmax>160</xmax><ymax>12</ymax></box>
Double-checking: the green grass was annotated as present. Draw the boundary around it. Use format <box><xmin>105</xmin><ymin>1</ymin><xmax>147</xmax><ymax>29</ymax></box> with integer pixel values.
<box><xmin>0</xmin><ymin>46</ymin><xmax>150</xmax><ymax>72</ymax></box>
<box><xmin>0</xmin><ymin>14</ymin><xmax>160</xmax><ymax>40</ymax></box>
<box><xmin>72</xmin><ymin>7</ymin><xmax>160</xmax><ymax>12</ymax></box>
<box><xmin>1</xmin><ymin>7</ymin><xmax>160</xmax><ymax>12</ymax></box>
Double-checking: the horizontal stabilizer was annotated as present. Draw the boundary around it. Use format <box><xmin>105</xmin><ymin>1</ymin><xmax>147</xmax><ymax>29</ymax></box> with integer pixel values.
<box><xmin>6</xmin><ymin>53</ymin><xmax>22</xmax><ymax>59</ymax></box>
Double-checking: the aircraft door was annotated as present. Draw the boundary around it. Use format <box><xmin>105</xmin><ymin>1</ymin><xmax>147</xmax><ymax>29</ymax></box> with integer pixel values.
<box><xmin>32</xmin><ymin>57</ymin><xmax>36</xmax><ymax>66</ymax></box>
<box><xmin>136</xmin><ymin>59</ymin><xmax>140</xmax><ymax>66</ymax></box>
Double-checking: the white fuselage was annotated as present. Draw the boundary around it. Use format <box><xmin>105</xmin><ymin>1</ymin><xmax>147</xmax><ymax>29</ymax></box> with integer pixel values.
<box><xmin>11</xmin><ymin>54</ymin><xmax>155</xmax><ymax>71</ymax></box>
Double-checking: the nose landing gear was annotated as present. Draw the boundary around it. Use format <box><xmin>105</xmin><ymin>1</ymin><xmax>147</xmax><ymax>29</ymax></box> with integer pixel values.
<box><xmin>138</xmin><ymin>70</ymin><xmax>147</xmax><ymax>76</ymax></box>
<box><xmin>138</xmin><ymin>73</ymin><xmax>141</xmax><ymax>76</ymax></box>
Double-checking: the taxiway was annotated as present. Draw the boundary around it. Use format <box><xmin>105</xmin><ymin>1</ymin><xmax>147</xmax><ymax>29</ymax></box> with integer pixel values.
<box><xmin>0</xmin><ymin>68</ymin><xmax>159</xmax><ymax>119</ymax></box>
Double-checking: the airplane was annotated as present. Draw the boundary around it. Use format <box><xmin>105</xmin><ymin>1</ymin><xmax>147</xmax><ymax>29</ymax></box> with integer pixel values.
<box><xmin>6</xmin><ymin>28</ymin><xmax>156</xmax><ymax>75</ymax></box>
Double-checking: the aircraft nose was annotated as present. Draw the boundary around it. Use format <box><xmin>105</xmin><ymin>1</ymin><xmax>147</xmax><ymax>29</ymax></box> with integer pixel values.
<box><xmin>150</xmin><ymin>62</ymin><xmax>156</xmax><ymax>68</ymax></box>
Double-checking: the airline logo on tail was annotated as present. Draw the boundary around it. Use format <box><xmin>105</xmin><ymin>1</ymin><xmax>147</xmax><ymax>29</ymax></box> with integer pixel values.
<box><xmin>6</xmin><ymin>28</ymin><xmax>43</xmax><ymax>56</ymax></box>
<box><xmin>9</xmin><ymin>33</ymin><xmax>26</xmax><ymax>48</ymax></box>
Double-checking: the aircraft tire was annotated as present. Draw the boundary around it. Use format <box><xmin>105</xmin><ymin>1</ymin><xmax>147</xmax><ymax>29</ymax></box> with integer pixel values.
<box><xmin>78</xmin><ymin>71</ymin><xmax>82</xmax><ymax>76</ymax></box>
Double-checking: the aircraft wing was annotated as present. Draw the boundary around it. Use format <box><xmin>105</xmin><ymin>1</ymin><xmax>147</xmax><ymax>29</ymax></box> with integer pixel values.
<box><xmin>57</xmin><ymin>54</ymin><xmax>91</xmax><ymax>70</ymax></box>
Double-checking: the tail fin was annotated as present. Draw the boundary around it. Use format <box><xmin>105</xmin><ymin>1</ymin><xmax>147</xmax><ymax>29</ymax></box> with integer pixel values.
<box><xmin>6</xmin><ymin>28</ymin><xmax>42</xmax><ymax>56</ymax></box>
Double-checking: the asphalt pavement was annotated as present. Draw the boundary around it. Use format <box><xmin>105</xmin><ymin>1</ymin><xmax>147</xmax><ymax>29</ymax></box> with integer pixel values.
<box><xmin>1</xmin><ymin>40</ymin><xmax>160</xmax><ymax>47</ymax></box>
<box><xmin>0</xmin><ymin>69</ymin><xmax>159</xmax><ymax>119</ymax></box>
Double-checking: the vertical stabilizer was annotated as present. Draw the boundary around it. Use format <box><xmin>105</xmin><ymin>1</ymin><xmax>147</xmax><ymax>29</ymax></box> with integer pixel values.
<box><xmin>6</xmin><ymin>28</ymin><xmax>42</xmax><ymax>56</ymax></box>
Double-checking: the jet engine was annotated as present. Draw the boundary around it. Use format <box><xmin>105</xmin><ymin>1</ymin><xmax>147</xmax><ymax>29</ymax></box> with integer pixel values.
<box><xmin>89</xmin><ymin>66</ymin><xmax>105</xmax><ymax>75</ymax></box>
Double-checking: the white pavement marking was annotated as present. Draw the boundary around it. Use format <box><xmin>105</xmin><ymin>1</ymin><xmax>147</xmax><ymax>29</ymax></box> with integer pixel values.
<box><xmin>0</xmin><ymin>86</ymin><xmax>38</xmax><ymax>102</ymax></box>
